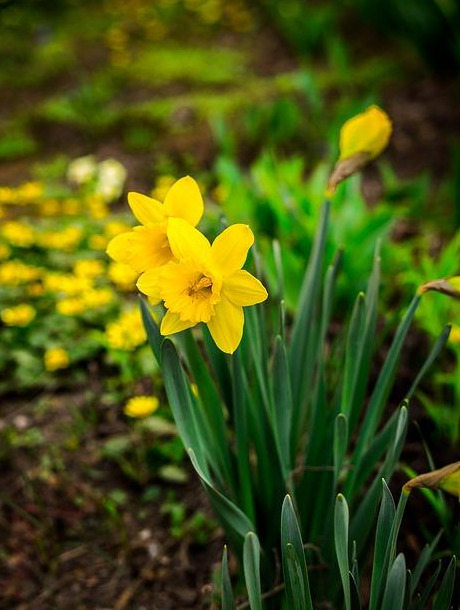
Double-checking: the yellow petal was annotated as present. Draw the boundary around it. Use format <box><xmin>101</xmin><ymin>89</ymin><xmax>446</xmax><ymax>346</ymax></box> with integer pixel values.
<box><xmin>223</xmin><ymin>270</ymin><xmax>268</xmax><ymax>306</ymax></box>
<box><xmin>107</xmin><ymin>226</ymin><xmax>173</xmax><ymax>273</ymax></box>
<box><xmin>162</xmin><ymin>176</ymin><xmax>204</xmax><ymax>226</ymax></box>
<box><xmin>137</xmin><ymin>269</ymin><xmax>162</xmax><ymax>301</ymax></box>
<box><xmin>167</xmin><ymin>217</ymin><xmax>211</xmax><ymax>262</ymax></box>
<box><xmin>211</xmin><ymin>224</ymin><xmax>254</xmax><ymax>277</ymax></box>
<box><xmin>207</xmin><ymin>295</ymin><xmax>244</xmax><ymax>354</ymax></box>
<box><xmin>128</xmin><ymin>192</ymin><xmax>165</xmax><ymax>225</ymax></box>
<box><xmin>339</xmin><ymin>105</ymin><xmax>392</xmax><ymax>161</ymax></box>
<box><xmin>160</xmin><ymin>310</ymin><xmax>196</xmax><ymax>335</ymax></box>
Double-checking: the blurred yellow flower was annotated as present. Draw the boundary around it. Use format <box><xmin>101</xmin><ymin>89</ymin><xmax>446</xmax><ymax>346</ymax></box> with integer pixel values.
<box><xmin>1</xmin><ymin>304</ymin><xmax>36</xmax><ymax>326</ymax></box>
<box><xmin>0</xmin><ymin>261</ymin><xmax>41</xmax><ymax>285</ymax></box>
<box><xmin>106</xmin><ymin>309</ymin><xmax>146</xmax><ymax>350</ymax></box>
<box><xmin>82</xmin><ymin>288</ymin><xmax>114</xmax><ymax>308</ymax></box>
<box><xmin>56</xmin><ymin>298</ymin><xmax>85</xmax><ymax>316</ymax></box>
<box><xmin>44</xmin><ymin>348</ymin><xmax>70</xmax><ymax>372</ymax></box>
<box><xmin>108</xmin><ymin>261</ymin><xmax>137</xmax><ymax>291</ymax></box>
<box><xmin>40</xmin><ymin>199</ymin><xmax>60</xmax><ymax>217</ymax></box>
<box><xmin>73</xmin><ymin>259</ymin><xmax>105</xmax><ymax>278</ymax></box>
<box><xmin>44</xmin><ymin>273</ymin><xmax>92</xmax><ymax>296</ymax></box>
<box><xmin>339</xmin><ymin>105</ymin><xmax>392</xmax><ymax>161</ymax></box>
<box><xmin>61</xmin><ymin>198</ymin><xmax>81</xmax><ymax>215</ymax></box>
<box><xmin>104</xmin><ymin>221</ymin><xmax>131</xmax><ymax>238</ymax></box>
<box><xmin>107</xmin><ymin>176</ymin><xmax>204</xmax><ymax>274</ymax></box>
<box><xmin>87</xmin><ymin>195</ymin><xmax>109</xmax><ymax>219</ymax></box>
<box><xmin>123</xmin><ymin>396</ymin><xmax>159</xmax><ymax>418</ymax></box>
<box><xmin>1</xmin><ymin>221</ymin><xmax>35</xmax><ymax>247</ymax></box>
<box><xmin>138</xmin><ymin>219</ymin><xmax>268</xmax><ymax>354</ymax></box>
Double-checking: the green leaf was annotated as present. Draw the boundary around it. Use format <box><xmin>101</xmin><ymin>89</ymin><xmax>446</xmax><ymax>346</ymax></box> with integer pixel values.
<box><xmin>433</xmin><ymin>556</ymin><xmax>456</xmax><ymax>610</ymax></box>
<box><xmin>405</xmin><ymin>325</ymin><xmax>451</xmax><ymax>399</ymax></box>
<box><xmin>290</xmin><ymin>199</ymin><xmax>330</xmax><ymax>434</ymax></box>
<box><xmin>243</xmin><ymin>532</ymin><xmax>262</xmax><ymax>610</ymax></box>
<box><xmin>342</xmin><ymin>292</ymin><xmax>366</xmax><ymax>425</ymax></box>
<box><xmin>161</xmin><ymin>340</ymin><xmax>207</xmax><ymax>470</ymax></box>
<box><xmin>281</xmin><ymin>495</ymin><xmax>313</xmax><ymax>610</ymax></box>
<box><xmin>350</xmin><ymin>571</ymin><xmax>362</xmax><ymax>610</ymax></box>
<box><xmin>333</xmin><ymin>413</ymin><xmax>348</xmax><ymax>487</ymax></box>
<box><xmin>189</xmin><ymin>449</ymin><xmax>254</xmax><ymax>545</ymax></box>
<box><xmin>272</xmin><ymin>336</ymin><xmax>293</xmax><ymax>477</ymax></box>
<box><xmin>140</xmin><ymin>298</ymin><xmax>162</xmax><ymax>364</ymax></box>
<box><xmin>222</xmin><ymin>546</ymin><xmax>236</xmax><ymax>610</ymax></box>
<box><xmin>419</xmin><ymin>561</ymin><xmax>442</xmax><ymax>607</ymax></box>
<box><xmin>381</xmin><ymin>554</ymin><xmax>406</xmax><ymax>610</ymax></box>
<box><xmin>335</xmin><ymin>493</ymin><xmax>351</xmax><ymax>610</ymax></box>
<box><xmin>354</xmin><ymin>295</ymin><xmax>420</xmax><ymax>458</ymax></box>
<box><xmin>411</xmin><ymin>531</ymin><xmax>442</xmax><ymax>595</ymax></box>
<box><xmin>369</xmin><ymin>480</ymin><xmax>395</xmax><ymax>610</ymax></box>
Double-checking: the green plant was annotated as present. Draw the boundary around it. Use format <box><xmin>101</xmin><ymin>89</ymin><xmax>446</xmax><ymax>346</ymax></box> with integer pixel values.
<box><xmin>141</xmin><ymin>196</ymin><xmax>449</xmax><ymax>606</ymax></box>
<box><xmin>220</xmin><ymin>489</ymin><xmax>456</xmax><ymax>608</ymax></box>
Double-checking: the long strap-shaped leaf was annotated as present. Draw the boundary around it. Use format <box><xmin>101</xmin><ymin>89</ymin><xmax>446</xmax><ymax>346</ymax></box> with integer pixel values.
<box><xmin>221</xmin><ymin>546</ymin><xmax>236</xmax><ymax>610</ymax></box>
<box><xmin>243</xmin><ymin>532</ymin><xmax>262</xmax><ymax>610</ymax></box>
<box><xmin>353</xmin><ymin>294</ymin><xmax>420</xmax><ymax>461</ymax></box>
<box><xmin>189</xmin><ymin>449</ymin><xmax>254</xmax><ymax>549</ymax></box>
<box><xmin>140</xmin><ymin>298</ymin><xmax>162</xmax><ymax>365</ymax></box>
<box><xmin>335</xmin><ymin>493</ymin><xmax>351</xmax><ymax>610</ymax></box>
<box><xmin>369</xmin><ymin>480</ymin><xmax>395</xmax><ymax>610</ymax></box>
<box><xmin>281</xmin><ymin>495</ymin><xmax>314</xmax><ymax>610</ymax></box>
<box><xmin>381</xmin><ymin>554</ymin><xmax>406</xmax><ymax>610</ymax></box>
<box><xmin>433</xmin><ymin>556</ymin><xmax>456</xmax><ymax>610</ymax></box>
<box><xmin>290</xmin><ymin>199</ymin><xmax>330</xmax><ymax>444</ymax></box>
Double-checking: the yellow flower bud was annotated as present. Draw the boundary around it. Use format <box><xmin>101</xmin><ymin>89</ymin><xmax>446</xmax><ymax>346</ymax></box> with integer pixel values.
<box><xmin>328</xmin><ymin>105</ymin><xmax>392</xmax><ymax>195</ymax></box>
<box><xmin>123</xmin><ymin>396</ymin><xmax>159</xmax><ymax>418</ymax></box>
<box><xmin>403</xmin><ymin>461</ymin><xmax>460</xmax><ymax>499</ymax></box>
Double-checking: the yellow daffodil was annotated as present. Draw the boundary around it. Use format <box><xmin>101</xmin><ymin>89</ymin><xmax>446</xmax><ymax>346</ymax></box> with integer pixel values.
<box><xmin>106</xmin><ymin>176</ymin><xmax>204</xmax><ymax>274</ymax></box>
<box><xmin>137</xmin><ymin>218</ymin><xmax>268</xmax><ymax>354</ymax></box>
<box><xmin>1</xmin><ymin>304</ymin><xmax>36</xmax><ymax>326</ymax></box>
<box><xmin>44</xmin><ymin>348</ymin><xmax>70</xmax><ymax>372</ymax></box>
<box><xmin>328</xmin><ymin>105</ymin><xmax>392</xmax><ymax>194</ymax></box>
<box><xmin>418</xmin><ymin>275</ymin><xmax>460</xmax><ymax>300</ymax></box>
<box><xmin>123</xmin><ymin>396</ymin><xmax>159</xmax><ymax>418</ymax></box>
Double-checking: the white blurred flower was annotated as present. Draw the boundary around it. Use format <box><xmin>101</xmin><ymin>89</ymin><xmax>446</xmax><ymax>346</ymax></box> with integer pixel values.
<box><xmin>67</xmin><ymin>155</ymin><xmax>98</xmax><ymax>185</ymax></box>
<box><xmin>95</xmin><ymin>158</ymin><xmax>127</xmax><ymax>202</ymax></box>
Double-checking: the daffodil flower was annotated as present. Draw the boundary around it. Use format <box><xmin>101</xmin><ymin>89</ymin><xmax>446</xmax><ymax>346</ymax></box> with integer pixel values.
<box><xmin>106</xmin><ymin>176</ymin><xmax>204</xmax><ymax>274</ymax></box>
<box><xmin>404</xmin><ymin>460</ymin><xmax>460</xmax><ymax>500</ymax></box>
<box><xmin>137</xmin><ymin>218</ymin><xmax>268</xmax><ymax>354</ymax></box>
<box><xmin>328</xmin><ymin>105</ymin><xmax>392</xmax><ymax>194</ymax></box>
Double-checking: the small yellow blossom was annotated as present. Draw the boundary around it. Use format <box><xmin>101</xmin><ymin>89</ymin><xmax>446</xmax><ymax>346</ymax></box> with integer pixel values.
<box><xmin>86</xmin><ymin>194</ymin><xmax>109</xmax><ymax>219</ymax></box>
<box><xmin>450</xmin><ymin>326</ymin><xmax>460</xmax><ymax>345</ymax></box>
<box><xmin>82</xmin><ymin>288</ymin><xmax>114</xmax><ymax>308</ymax></box>
<box><xmin>104</xmin><ymin>221</ymin><xmax>131</xmax><ymax>238</ymax></box>
<box><xmin>73</xmin><ymin>259</ymin><xmax>105</xmax><ymax>279</ymax></box>
<box><xmin>44</xmin><ymin>273</ymin><xmax>93</xmax><ymax>296</ymax></box>
<box><xmin>44</xmin><ymin>348</ymin><xmax>70</xmax><ymax>372</ymax></box>
<box><xmin>108</xmin><ymin>261</ymin><xmax>137</xmax><ymax>291</ymax></box>
<box><xmin>36</xmin><ymin>227</ymin><xmax>83</xmax><ymax>251</ymax></box>
<box><xmin>107</xmin><ymin>176</ymin><xmax>204</xmax><ymax>274</ymax></box>
<box><xmin>123</xmin><ymin>396</ymin><xmax>159</xmax><ymax>418</ymax></box>
<box><xmin>39</xmin><ymin>199</ymin><xmax>60</xmax><ymax>217</ymax></box>
<box><xmin>0</xmin><ymin>261</ymin><xmax>42</xmax><ymax>285</ymax></box>
<box><xmin>1</xmin><ymin>221</ymin><xmax>35</xmax><ymax>247</ymax></box>
<box><xmin>138</xmin><ymin>219</ymin><xmax>268</xmax><ymax>354</ymax></box>
<box><xmin>1</xmin><ymin>304</ymin><xmax>36</xmax><ymax>326</ymax></box>
<box><xmin>106</xmin><ymin>309</ymin><xmax>146</xmax><ymax>350</ymax></box>
<box><xmin>56</xmin><ymin>298</ymin><xmax>86</xmax><ymax>316</ymax></box>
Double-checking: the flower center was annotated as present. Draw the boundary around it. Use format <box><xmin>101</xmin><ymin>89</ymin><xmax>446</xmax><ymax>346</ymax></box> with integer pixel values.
<box><xmin>187</xmin><ymin>275</ymin><xmax>213</xmax><ymax>299</ymax></box>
